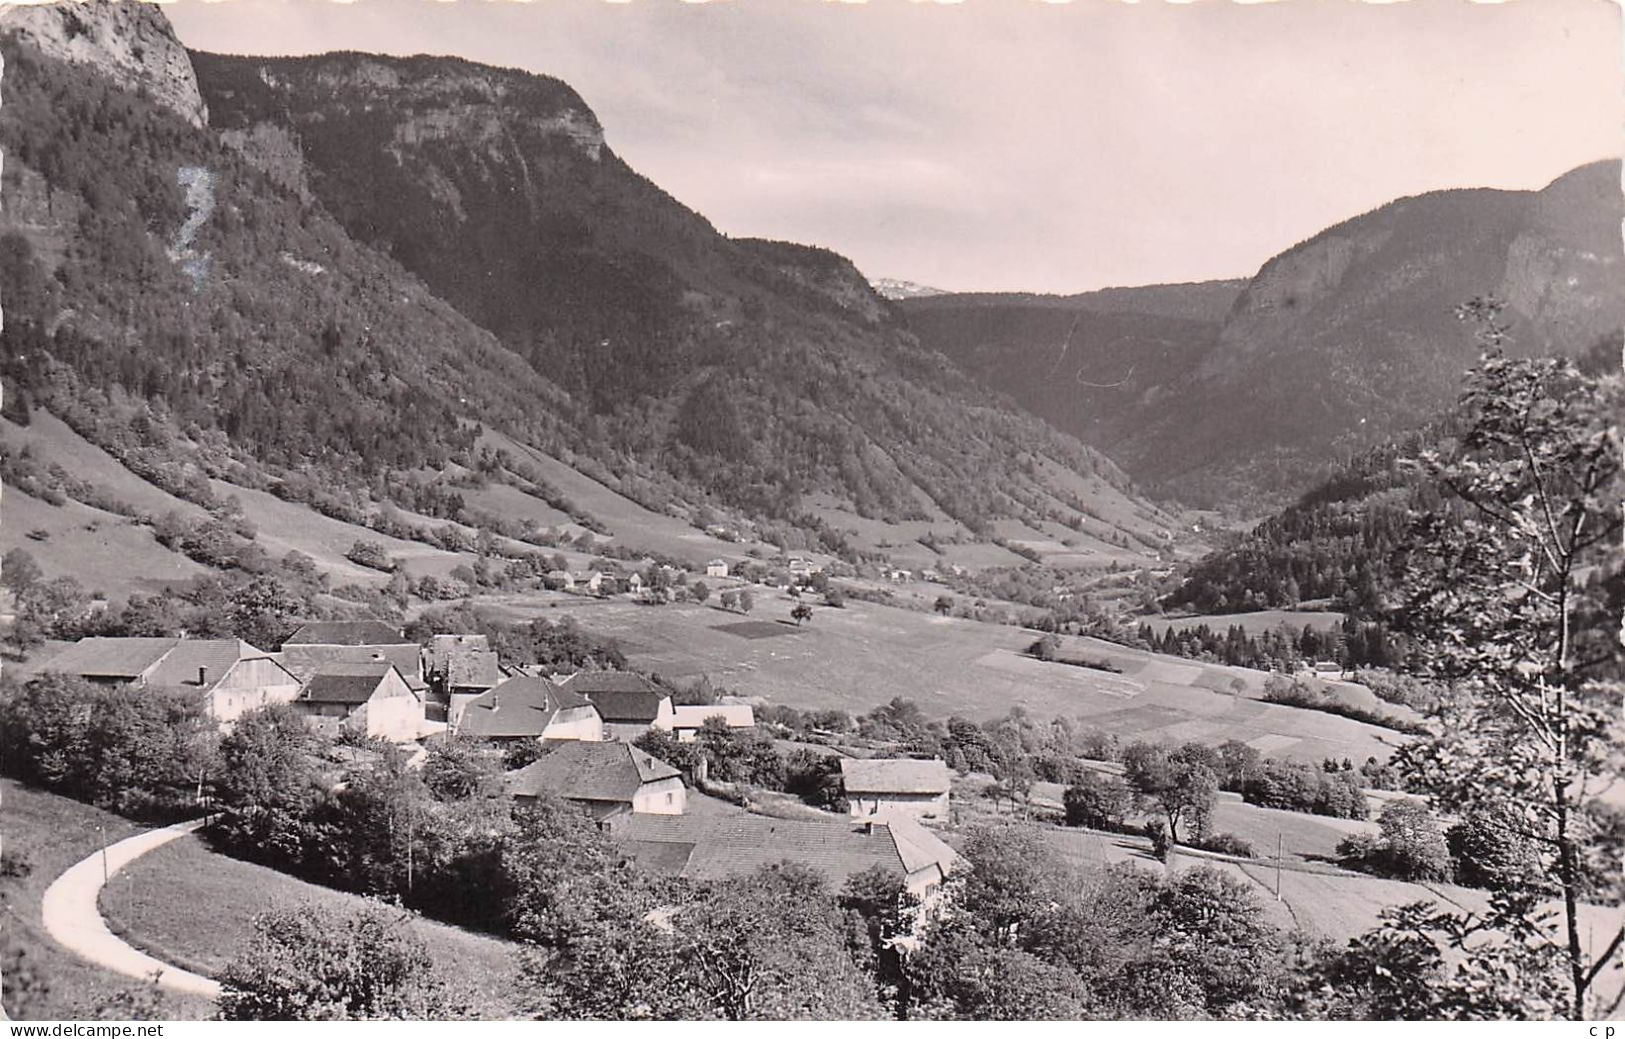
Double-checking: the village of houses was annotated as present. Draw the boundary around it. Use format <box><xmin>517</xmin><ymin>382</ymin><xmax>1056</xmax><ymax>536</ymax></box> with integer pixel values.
<box><xmin>28</xmin><ymin>553</ymin><xmax>964</xmax><ymax>902</ymax></box>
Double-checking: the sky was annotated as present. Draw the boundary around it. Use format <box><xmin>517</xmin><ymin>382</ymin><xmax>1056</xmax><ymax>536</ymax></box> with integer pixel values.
<box><xmin>164</xmin><ymin>0</ymin><xmax>1624</xmax><ymax>294</ymax></box>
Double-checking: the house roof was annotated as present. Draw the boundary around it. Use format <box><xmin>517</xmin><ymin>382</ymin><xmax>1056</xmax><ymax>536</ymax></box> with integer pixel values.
<box><xmin>839</xmin><ymin>757</ymin><xmax>952</xmax><ymax>796</ymax></box>
<box><xmin>670</xmin><ymin>704</ymin><xmax>755</xmax><ymax>730</ymax></box>
<box><xmin>561</xmin><ymin>671</ymin><xmax>661</xmax><ymax>696</ymax></box>
<box><xmin>280</xmin><ymin>643</ymin><xmax>423</xmax><ymax>684</ymax></box>
<box><xmin>298</xmin><ymin>660</ymin><xmax>399</xmax><ymax>705</ymax></box>
<box><xmin>284</xmin><ymin>620</ymin><xmax>403</xmax><ymax>646</ymax></box>
<box><xmin>446</xmin><ymin>650</ymin><xmax>502</xmax><ymax>690</ymax></box>
<box><xmin>506</xmin><ymin>741</ymin><xmax>681</xmax><ymax>803</ymax></box>
<box><xmin>44</xmin><ymin>637</ymin><xmax>278</xmax><ymax>692</ymax></box>
<box><xmin>458</xmin><ymin>675</ymin><xmax>592</xmax><ymax>738</ymax></box>
<box><xmin>44</xmin><ymin>637</ymin><xmax>181</xmax><ymax>679</ymax></box>
<box><xmin>583</xmin><ymin>688</ymin><xmax>668</xmax><ymax>724</ymax></box>
<box><xmin>614</xmin><ymin>811</ymin><xmax>960</xmax><ymax>886</ymax></box>
<box><xmin>148</xmin><ymin>639</ymin><xmax>274</xmax><ymax>691</ymax></box>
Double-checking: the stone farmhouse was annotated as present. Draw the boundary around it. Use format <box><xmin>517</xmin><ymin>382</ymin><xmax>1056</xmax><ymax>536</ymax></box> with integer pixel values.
<box><xmin>454</xmin><ymin>674</ymin><xmax>604</xmax><ymax>742</ymax></box>
<box><xmin>840</xmin><ymin>757</ymin><xmax>952</xmax><ymax>823</ymax></box>
<box><xmin>42</xmin><ymin>636</ymin><xmax>301</xmax><ymax>726</ymax></box>
<box><xmin>615</xmin><ymin>811</ymin><xmax>959</xmax><ymax>900</ymax></box>
<box><xmin>278</xmin><ymin>620</ymin><xmax>426</xmax><ymax>695</ymax></box>
<box><xmin>507</xmin><ymin>741</ymin><xmax>686</xmax><ymax>819</ymax></box>
<box><xmin>670</xmin><ymin>703</ymin><xmax>756</xmax><ymax>742</ymax></box>
<box><xmin>294</xmin><ymin>660</ymin><xmax>422</xmax><ymax>742</ymax></box>
<box><xmin>561</xmin><ymin>671</ymin><xmax>674</xmax><ymax>740</ymax></box>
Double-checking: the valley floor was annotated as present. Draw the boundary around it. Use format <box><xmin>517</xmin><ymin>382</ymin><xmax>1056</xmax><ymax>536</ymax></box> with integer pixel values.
<box><xmin>465</xmin><ymin>589</ymin><xmax>1405</xmax><ymax>763</ymax></box>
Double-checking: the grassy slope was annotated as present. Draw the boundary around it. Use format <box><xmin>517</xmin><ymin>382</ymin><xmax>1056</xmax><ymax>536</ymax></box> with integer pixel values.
<box><xmin>100</xmin><ymin>833</ymin><xmax>527</xmax><ymax>1019</ymax></box>
<box><xmin>479</xmin><ymin>429</ymin><xmax>782</xmax><ymax>567</ymax></box>
<box><xmin>0</xmin><ymin>780</ymin><xmax>214</xmax><ymax>1020</ymax></box>
<box><xmin>467</xmin><ymin>589</ymin><xmax>1404</xmax><ymax>763</ymax></box>
<box><xmin>201</xmin><ymin>477</ymin><xmax>474</xmax><ymax>586</ymax></box>
<box><xmin>1141</xmin><ymin>609</ymin><xmax>1349</xmax><ymax>637</ymax></box>
<box><xmin>0</xmin><ymin>491</ymin><xmax>207</xmax><ymax>602</ymax></box>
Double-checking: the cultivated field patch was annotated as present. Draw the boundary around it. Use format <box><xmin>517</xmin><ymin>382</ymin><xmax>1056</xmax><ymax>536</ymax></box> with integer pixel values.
<box><xmin>712</xmin><ymin>620</ymin><xmax>804</xmax><ymax>640</ymax></box>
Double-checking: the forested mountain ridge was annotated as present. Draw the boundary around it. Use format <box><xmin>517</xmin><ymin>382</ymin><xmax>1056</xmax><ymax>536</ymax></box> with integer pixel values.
<box><xmin>0</xmin><ymin>0</ymin><xmax>1181</xmax><ymax>566</ymax></box>
<box><xmin>188</xmin><ymin>47</ymin><xmax>1172</xmax><ymax>539</ymax></box>
<box><xmin>1164</xmin><ymin>334</ymin><xmax>1621</xmax><ymax>619</ymax></box>
<box><xmin>902</xmin><ymin>163</ymin><xmax>1624</xmax><ymax>511</ymax></box>
<box><xmin>898</xmin><ymin>280</ymin><xmax>1246</xmax><ymax>471</ymax></box>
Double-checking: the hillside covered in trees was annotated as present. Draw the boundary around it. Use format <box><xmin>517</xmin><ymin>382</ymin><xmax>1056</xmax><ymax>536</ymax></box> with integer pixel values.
<box><xmin>0</xmin><ymin>1</ymin><xmax>1179</xmax><ymax>576</ymax></box>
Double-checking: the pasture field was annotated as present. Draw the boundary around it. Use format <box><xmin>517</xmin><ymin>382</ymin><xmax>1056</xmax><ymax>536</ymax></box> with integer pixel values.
<box><xmin>0</xmin><ymin>491</ymin><xmax>207</xmax><ymax>601</ymax></box>
<box><xmin>101</xmin><ymin>833</ymin><xmax>527</xmax><ymax>1018</ymax></box>
<box><xmin>0</xmin><ymin>412</ymin><xmax>214</xmax><ymax>524</ymax></box>
<box><xmin>479</xmin><ymin>430</ymin><xmax>780</xmax><ymax>569</ymax></box>
<box><xmin>473</xmin><ymin>589</ymin><xmax>1406</xmax><ymax>763</ymax></box>
<box><xmin>1141</xmin><ymin>610</ymin><xmax>1349</xmax><ymax>636</ymax></box>
<box><xmin>458</xmin><ymin>479</ymin><xmax>590</xmax><ymax>539</ymax></box>
<box><xmin>202</xmin><ymin>477</ymin><xmax>478</xmax><ymax>586</ymax></box>
<box><xmin>0</xmin><ymin>781</ymin><xmax>215</xmax><ymax>1020</ymax></box>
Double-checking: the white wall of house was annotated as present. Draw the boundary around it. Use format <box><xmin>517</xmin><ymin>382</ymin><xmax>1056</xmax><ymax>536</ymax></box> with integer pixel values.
<box><xmin>360</xmin><ymin>669</ymin><xmax>422</xmax><ymax>741</ymax></box>
<box><xmin>446</xmin><ymin>691</ymin><xmax>481</xmax><ymax>729</ymax></box>
<box><xmin>847</xmin><ymin>790</ymin><xmax>950</xmax><ymax>823</ymax></box>
<box><xmin>630</xmin><ymin>776</ymin><xmax>687</xmax><ymax>815</ymax></box>
<box><xmin>542</xmin><ymin>705</ymin><xmax>606</xmax><ymax>742</ymax></box>
<box><xmin>208</xmin><ymin>658</ymin><xmax>301</xmax><ymax>724</ymax></box>
<box><xmin>602</xmin><ymin>720</ymin><xmax>649</xmax><ymax>742</ymax></box>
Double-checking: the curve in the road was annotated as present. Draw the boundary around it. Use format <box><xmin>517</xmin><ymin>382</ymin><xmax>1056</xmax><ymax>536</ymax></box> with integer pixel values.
<box><xmin>40</xmin><ymin>819</ymin><xmax>222</xmax><ymax>1000</ymax></box>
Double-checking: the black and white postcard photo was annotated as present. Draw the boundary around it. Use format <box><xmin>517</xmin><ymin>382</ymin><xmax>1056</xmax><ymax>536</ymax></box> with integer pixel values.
<box><xmin>0</xmin><ymin>0</ymin><xmax>1618</xmax><ymax>1024</ymax></box>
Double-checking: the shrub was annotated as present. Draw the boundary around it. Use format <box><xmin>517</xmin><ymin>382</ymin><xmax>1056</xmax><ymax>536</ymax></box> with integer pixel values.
<box><xmin>345</xmin><ymin>540</ymin><xmax>396</xmax><ymax>573</ymax></box>
<box><xmin>1193</xmin><ymin>832</ymin><xmax>1256</xmax><ymax>858</ymax></box>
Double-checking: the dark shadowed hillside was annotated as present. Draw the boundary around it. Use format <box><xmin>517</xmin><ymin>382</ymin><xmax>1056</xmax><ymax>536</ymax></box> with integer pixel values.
<box><xmin>0</xmin><ymin>0</ymin><xmax>1182</xmax><ymax>582</ymax></box>
<box><xmin>188</xmin><ymin>47</ymin><xmax>1178</xmax><ymax>542</ymax></box>
<box><xmin>903</xmin><ymin>164</ymin><xmax>1624</xmax><ymax>510</ymax></box>
<box><xmin>898</xmin><ymin>281</ymin><xmax>1244</xmax><ymax>461</ymax></box>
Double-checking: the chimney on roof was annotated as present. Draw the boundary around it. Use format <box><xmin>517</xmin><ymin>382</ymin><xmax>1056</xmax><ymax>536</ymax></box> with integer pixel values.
<box><xmin>371</xmin><ymin>652</ymin><xmax>384</xmax><ymax>661</ymax></box>
<box><xmin>197</xmin><ymin>666</ymin><xmax>209</xmax><ymax>687</ymax></box>
<box><xmin>861</xmin><ymin>819</ymin><xmax>875</xmax><ymax>835</ymax></box>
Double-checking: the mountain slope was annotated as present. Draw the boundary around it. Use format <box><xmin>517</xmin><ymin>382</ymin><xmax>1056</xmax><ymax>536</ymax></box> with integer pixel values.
<box><xmin>190</xmin><ymin>47</ymin><xmax>1180</xmax><ymax>544</ymax></box>
<box><xmin>898</xmin><ymin>280</ymin><xmax>1245</xmax><ymax>463</ymax></box>
<box><xmin>0</xmin><ymin>1</ymin><xmax>1180</xmax><ymax>586</ymax></box>
<box><xmin>902</xmin><ymin>164</ymin><xmax>1624</xmax><ymax>509</ymax></box>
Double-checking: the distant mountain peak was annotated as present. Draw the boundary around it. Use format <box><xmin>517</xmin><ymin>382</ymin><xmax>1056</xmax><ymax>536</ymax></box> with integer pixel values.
<box><xmin>869</xmin><ymin>277</ymin><xmax>947</xmax><ymax>301</ymax></box>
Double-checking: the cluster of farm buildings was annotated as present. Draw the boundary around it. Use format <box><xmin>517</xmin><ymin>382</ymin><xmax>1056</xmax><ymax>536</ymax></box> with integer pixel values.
<box><xmin>36</xmin><ymin>620</ymin><xmax>960</xmax><ymax>897</ymax></box>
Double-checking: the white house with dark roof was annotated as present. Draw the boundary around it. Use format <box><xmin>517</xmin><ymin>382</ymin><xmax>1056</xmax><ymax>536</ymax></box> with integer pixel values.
<box><xmin>294</xmin><ymin>660</ymin><xmax>421</xmax><ymax>741</ymax></box>
<box><xmin>705</xmin><ymin>559</ymin><xmax>730</xmax><ymax>578</ymax></box>
<box><xmin>506</xmin><ymin>741</ymin><xmax>685</xmax><ymax>818</ymax></box>
<box><xmin>840</xmin><ymin>757</ymin><xmax>952</xmax><ymax>823</ymax></box>
<box><xmin>560</xmin><ymin>671</ymin><xmax>674</xmax><ymax>740</ymax></box>
<box><xmin>43</xmin><ymin>636</ymin><xmax>301</xmax><ymax>726</ymax></box>
<box><xmin>279</xmin><ymin>620</ymin><xmax>425</xmax><ymax>695</ymax></box>
<box><xmin>615</xmin><ymin>810</ymin><xmax>959</xmax><ymax>900</ymax></box>
<box><xmin>454</xmin><ymin>674</ymin><xmax>604</xmax><ymax>742</ymax></box>
<box><xmin>670</xmin><ymin>703</ymin><xmax>756</xmax><ymax>742</ymax></box>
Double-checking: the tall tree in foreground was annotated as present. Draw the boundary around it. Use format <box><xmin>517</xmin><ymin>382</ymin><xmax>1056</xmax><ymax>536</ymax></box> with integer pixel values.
<box><xmin>1395</xmin><ymin>298</ymin><xmax>1623</xmax><ymax>1018</ymax></box>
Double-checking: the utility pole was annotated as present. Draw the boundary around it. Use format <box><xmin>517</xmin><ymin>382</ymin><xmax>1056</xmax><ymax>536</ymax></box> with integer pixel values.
<box><xmin>1275</xmin><ymin>832</ymin><xmax>1283</xmax><ymax>901</ymax></box>
<box><xmin>99</xmin><ymin>821</ymin><xmax>109</xmax><ymax>885</ymax></box>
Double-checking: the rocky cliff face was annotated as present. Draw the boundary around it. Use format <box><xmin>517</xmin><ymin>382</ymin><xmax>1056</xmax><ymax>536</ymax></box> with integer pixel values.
<box><xmin>2</xmin><ymin>0</ymin><xmax>207</xmax><ymax>128</ymax></box>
